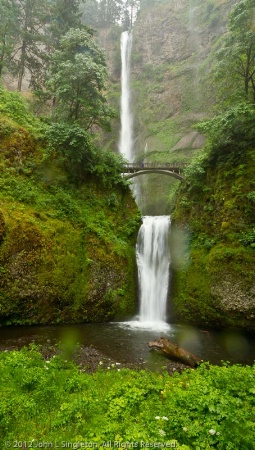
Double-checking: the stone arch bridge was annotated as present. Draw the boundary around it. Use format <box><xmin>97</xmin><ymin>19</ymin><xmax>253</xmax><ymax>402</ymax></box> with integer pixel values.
<box><xmin>123</xmin><ymin>162</ymin><xmax>187</xmax><ymax>181</ymax></box>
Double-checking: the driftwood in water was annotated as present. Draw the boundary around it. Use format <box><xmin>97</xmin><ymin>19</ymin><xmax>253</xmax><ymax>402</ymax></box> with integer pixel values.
<box><xmin>148</xmin><ymin>337</ymin><xmax>202</xmax><ymax>367</ymax></box>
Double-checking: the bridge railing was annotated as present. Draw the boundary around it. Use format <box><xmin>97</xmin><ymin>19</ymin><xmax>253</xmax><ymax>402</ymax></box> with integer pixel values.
<box><xmin>123</xmin><ymin>162</ymin><xmax>188</xmax><ymax>170</ymax></box>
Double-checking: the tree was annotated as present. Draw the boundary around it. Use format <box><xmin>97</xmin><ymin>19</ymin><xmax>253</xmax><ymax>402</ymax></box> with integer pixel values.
<box><xmin>0</xmin><ymin>0</ymin><xmax>19</xmax><ymax>77</ymax></box>
<box><xmin>125</xmin><ymin>0</ymin><xmax>140</xmax><ymax>28</ymax></box>
<box><xmin>195</xmin><ymin>102</ymin><xmax>255</xmax><ymax>165</ymax></box>
<box><xmin>48</xmin><ymin>0</ymin><xmax>86</xmax><ymax>49</ymax></box>
<box><xmin>9</xmin><ymin>0</ymin><xmax>49</xmax><ymax>91</ymax></box>
<box><xmin>80</xmin><ymin>0</ymin><xmax>140</xmax><ymax>29</ymax></box>
<box><xmin>97</xmin><ymin>0</ymin><xmax>123</xmax><ymax>27</ymax></box>
<box><xmin>215</xmin><ymin>0</ymin><xmax>255</xmax><ymax>105</ymax></box>
<box><xmin>47</xmin><ymin>28</ymin><xmax>114</xmax><ymax>130</ymax></box>
<box><xmin>80</xmin><ymin>0</ymin><xmax>100</xmax><ymax>28</ymax></box>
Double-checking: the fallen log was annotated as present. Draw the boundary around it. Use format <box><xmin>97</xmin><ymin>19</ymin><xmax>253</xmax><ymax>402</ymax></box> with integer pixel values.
<box><xmin>148</xmin><ymin>337</ymin><xmax>202</xmax><ymax>367</ymax></box>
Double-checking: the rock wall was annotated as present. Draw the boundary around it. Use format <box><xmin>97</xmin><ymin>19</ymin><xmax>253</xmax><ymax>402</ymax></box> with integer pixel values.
<box><xmin>171</xmin><ymin>151</ymin><xmax>255</xmax><ymax>330</ymax></box>
<box><xmin>0</xmin><ymin>119</ymin><xmax>140</xmax><ymax>326</ymax></box>
<box><xmin>129</xmin><ymin>0</ymin><xmax>236</xmax><ymax>213</ymax></box>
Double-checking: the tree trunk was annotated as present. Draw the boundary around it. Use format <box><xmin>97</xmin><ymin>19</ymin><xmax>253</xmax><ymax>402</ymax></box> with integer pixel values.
<box><xmin>0</xmin><ymin>34</ymin><xmax>6</xmax><ymax>77</ymax></box>
<box><xmin>148</xmin><ymin>337</ymin><xmax>202</xmax><ymax>367</ymax></box>
<box><xmin>17</xmin><ymin>40</ymin><xmax>26</xmax><ymax>91</ymax></box>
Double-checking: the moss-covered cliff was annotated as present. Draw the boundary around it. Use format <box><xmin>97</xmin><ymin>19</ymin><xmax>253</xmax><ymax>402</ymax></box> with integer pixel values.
<box><xmin>0</xmin><ymin>96</ymin><xmax>140</xmax><ymax>326</ymax></box>
<box><xmin>171</xmin><ymin>113</ymin><xmax>255</xmax><ymax>330</ymax></box>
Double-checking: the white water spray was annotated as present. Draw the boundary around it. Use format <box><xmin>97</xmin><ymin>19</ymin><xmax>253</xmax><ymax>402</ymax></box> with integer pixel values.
<box><xmin>136</xmin><ymin>216</ymin><xmax>171</xmax><ymax>328</ymax></box>
<box><xmin>119</xmin><ymin>31</ymin><xmax>133</xmax><ymax>161</ymax></box>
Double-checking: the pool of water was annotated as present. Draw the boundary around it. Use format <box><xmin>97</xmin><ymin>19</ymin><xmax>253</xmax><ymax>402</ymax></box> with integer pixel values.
<box><xmin>0</xmin><ymin>321</ymin><xmax>255</xmax><ymax>368</ymax></box>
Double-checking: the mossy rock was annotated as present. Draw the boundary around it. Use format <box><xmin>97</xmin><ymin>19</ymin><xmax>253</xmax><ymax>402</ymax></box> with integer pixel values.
<box><xmin>0</xmin><ymin>193</ymin><xmax>139</xmax><ymax>326</ymax></box>
<box><xmin>0</xmin><ymin>211</ymin><xmax>5</xmax><ymax>241</ymax></box>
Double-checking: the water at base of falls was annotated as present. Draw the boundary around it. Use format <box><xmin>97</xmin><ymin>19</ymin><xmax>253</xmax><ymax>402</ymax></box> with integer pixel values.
<box><xmin>124</xmin><ymin>216</ymin><xmax>171</xmax><ymax>331</ymax></box>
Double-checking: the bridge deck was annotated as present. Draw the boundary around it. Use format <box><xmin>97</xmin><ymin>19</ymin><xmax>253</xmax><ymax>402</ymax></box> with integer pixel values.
<box><xmin>123</xmin><ymin>162</ymin><xmax>187</xmax><ymax>173</ymax></box>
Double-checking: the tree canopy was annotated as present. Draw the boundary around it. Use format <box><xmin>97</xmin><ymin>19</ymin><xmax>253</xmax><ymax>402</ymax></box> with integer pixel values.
<box><xmin>215</xmin><ymin>0</ymin><xmax>255</xmax><ymax>105</ymax></box>
<box><xmin>0</xmin><ymin>0</ymin><xmax>19</xmax><ymax>77</ymax></box>
<box><xmin>47</xmin><ymin>28</ymin><xmax>114</xmax><ymax>130</ymax></box>
<box><xmin>80</xmin><ymin>0</ymin><xmax>140</xmax><ymax>29</ymax></box>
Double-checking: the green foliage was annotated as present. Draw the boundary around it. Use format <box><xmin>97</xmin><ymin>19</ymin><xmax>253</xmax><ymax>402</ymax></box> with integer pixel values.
<box><xmin>214</xmin><ymin>0</ymin><xmax>255</xmax><ymax>104</ymax></box>
<box><xmin>48</xmin><ymin>0</ymin><xmax>86</xmax><ymax>49</ymax></box>
<box><xmin>247</xmin><ymin>190</ymin><xmax>255</xmax><ymax>202</ymax></box>
<box><xmin>8</xmin><ymin>0</ymin><xmax>49</xmax><ymax>91</ymax></box>
<box><xmin>195</xmin><ymin>103</ymin><xmax>255</xmax><ymax>166</ymax></box>
<box><xmin>183</xmin><ymin>152</ymin><xmax>207</xmax><ymax>188</ymax></box>
<box><xmin>44</xmin><ymin>122</ymin><xmax>128</xmax><ymax>187</ymax></box>
<box><xmin>45</xmin><ymin>122</ymin><xmax>93</xmax><ymax>163</ymax></box>
<box><xmin>0</xmin><ymin>0</ymin><xmax>19</xmax><ymax>77</ymax></box>
<box><xmin>239</xmin><ymin>228</ymin><xmax>255</xmax><ymax>247</ymax></box>
<box><xmin>0</xmin><ymin>95</ymin><xmax>140</xmax><ymax>326</ymax></box>
<box><xmin>47</xmin><ymin>28</ymin><xmax>114</xmax><ymax>130</ymax></box>
<box><xmin>90</xmin><ymin>147</ymin><xmax>129</xmax><ymax>188</ymax></box>
<box><xmin>172</xmin><ymin>143</ymin><xmax>255</xmax><ymax>328</ymax></box>
<box><xmin>0</xmin><ymin>177</ymin><xmax>139</xmax><ymax>324</ymax></box>
<box><xmin>0</xmin><ymin>85</ymin><xmax>39</xmax><ymax>130</ymax></box>
<box><xmin>0</xmin><ymin>347</ymin><xmax>255</xmax><ymax>448</ymax></box>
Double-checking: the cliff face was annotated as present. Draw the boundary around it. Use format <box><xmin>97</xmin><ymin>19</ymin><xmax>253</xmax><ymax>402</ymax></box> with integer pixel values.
<box><xmin>0</xmin><ymin>116</ymin><xmax>140</xmax><ymax>326</ymax></box>
<box><xmin>132</xmin><ymin>0</ymin><xmax>236</xmax><ymax>142</ymax></box>
<box><xmin>171</xmin><ymin>150</ymin><xmax>255</xmax><ymax>330</ymax></box>
<box><xmin>130</xmin><ymin>0</ymin><xmax>237</xmax><ymax>213</ymax></box>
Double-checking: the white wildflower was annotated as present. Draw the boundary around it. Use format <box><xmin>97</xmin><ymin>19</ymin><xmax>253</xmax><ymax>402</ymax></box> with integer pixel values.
<box><xmin>162</xmin><ymin>416</ymin><xmax>169</xmax><ymax>421</ymax></box>
<box><xmin>99</xmin><ymin>361</ymin><xmax>103</xmax><ymax>365</ymax></box>
<box><xmin>155</xmin><ymin>416</ymin><xmax>161</xmax><ymax>420</ymax></box>
<box><xmin>158</xmin><ymin>429</ymin><xmax>166</xmax><ymax>437</ymax></box>
<box><xmin>209</xmin><ymin>429</ymin><xmax>216</xmax><ymax>435</ymax></box>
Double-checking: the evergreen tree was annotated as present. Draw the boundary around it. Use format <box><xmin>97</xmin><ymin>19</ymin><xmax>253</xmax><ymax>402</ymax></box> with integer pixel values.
<box><xmin>0</xmin><ymin>0</ymin><xmax>19</xmax><ymax>77</ymax></box>
<box><xmin>80</xmin><ymin>0</ymin><xmax>100</xmax><ymax>28</ymax></box>
<box><xmin>97</xmin><ymin>0</ymin><xmax>123</xmax><ymax>27</ymax></box>
<box><xmin>81</xmin><ymin>0</ymin><xmax>140</xmax><ymax>29</ymax></box>
<box><xmin>125</xmin><ymin>0</ymin><xmax>140</xmax><ymax>27</ymax></box>
<box><xmin>48</xmin><ymin>0</ymin><xmax>86</xmax><ymax>49</ymax></box>
<box><xmin>9</xmin><ymin>0</ymin><xmax>49</xmax><ymax>91</ymax></box>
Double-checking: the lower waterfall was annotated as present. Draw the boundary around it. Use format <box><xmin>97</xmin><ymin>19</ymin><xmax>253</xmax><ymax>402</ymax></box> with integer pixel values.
<box><xmin>136</xmin><ymin>216</ymin><xmax>171</xmax><ymax>328</ymax></box>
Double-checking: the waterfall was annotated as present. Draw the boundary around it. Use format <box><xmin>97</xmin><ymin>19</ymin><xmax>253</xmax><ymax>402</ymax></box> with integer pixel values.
<box><xmin>119</xmin><ymin>31</ymin><xmax>133</xmax><ymax>161</ymax></box>
<box><xmin>118</xmin><ymin>32</ymin><xmax>171</xmax><ymax>331</ymax></box>
<box><xmin>136</xmin><ymin>216</ymin><xmax>171</xmax><ymax>328</ymax></box>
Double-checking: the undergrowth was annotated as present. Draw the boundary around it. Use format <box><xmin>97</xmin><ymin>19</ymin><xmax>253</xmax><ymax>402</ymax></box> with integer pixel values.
<box><xmin>0</xmin><ymin>347</ymin><xmax>254</xmax><ymax>449</ymax></box>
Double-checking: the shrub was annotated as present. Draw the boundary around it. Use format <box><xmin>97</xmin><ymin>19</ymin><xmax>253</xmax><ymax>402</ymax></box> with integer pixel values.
<box><xmin>195</xmin><ymin>102</ymin><xmax>255</xmax><ymax>166</ymax></box>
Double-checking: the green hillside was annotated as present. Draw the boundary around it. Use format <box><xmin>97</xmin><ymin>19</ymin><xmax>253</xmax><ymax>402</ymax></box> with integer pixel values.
<box><xmin>0</xmin><ymin>86</ymin><xmax>140</xmax><ymax>326</ymax></box>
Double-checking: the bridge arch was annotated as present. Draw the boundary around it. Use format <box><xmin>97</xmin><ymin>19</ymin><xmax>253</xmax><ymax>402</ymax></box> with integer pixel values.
<box><xmin>123</xmin><ymin>162</ymin><xmax>187</xmax><ymax>181</ymax></box>
<box><xmin>124</xmin><ymin>169</ymin><xmax>185</xmax><ymax>181</ymax></box>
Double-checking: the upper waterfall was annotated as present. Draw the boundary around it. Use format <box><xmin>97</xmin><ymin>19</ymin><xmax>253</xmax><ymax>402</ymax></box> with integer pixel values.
<box><xmin>119</xmin><ymin>31</ymin><xmax>133</xmax><ymax>162</ymax></box>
